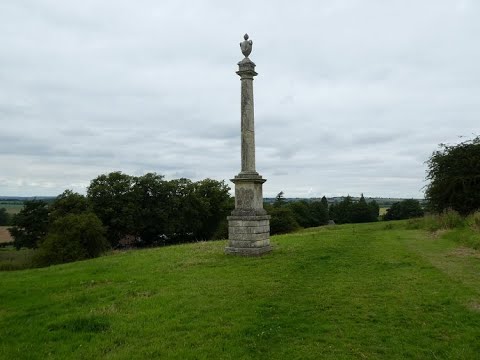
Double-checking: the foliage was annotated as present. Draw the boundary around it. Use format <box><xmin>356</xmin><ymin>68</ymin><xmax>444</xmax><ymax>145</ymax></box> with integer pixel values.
<box><xmin>329</xmin><ymin>195</ymin><xmax>378</xmax><ymax>224</ymax></box>
<box><xmin>87</xmin><ymin>172</ymin><xmax>136</xmax><ymax>247</ymax></box>
<box><xmin>130</xmin><ymin>173</ymin><xmax>171</xmax><ymax>245</ymax></box>
<box><xmin>425</xmin><ymin>136</ymin><xmax>480</xmax><ymax>215</ymax></box>
<box><xmin>321</xmin><ymin>196</ymin><xmax>329</xmax><ymax>218</ymax></box>
<box><xmin>87</xmin><ymin>172</ymin><xmax>232</xmax><ymax>246</ymax></box>
<box><xmin>384</xmin><ymin>199</ymin><xmax>424</xmax><ymax>221</ymax></box>
<box><xmin>274</xmin><ymin>191</ymin><xmax>286</xmax><ymax>208</ymax></box>
<box><xmin>0</xmin><ymin>208</ymin><xmax>10</xmax><ymax>226</ymax></box>
<box><xmin>193</xmin><ymin>179</ymin><xmax>232</xmax><ymax>240</ymax></box>
<box><xmin>49</xmin><ymin>190</ymin><xmax>90</xmax><ymax>222</ymax></box>
<box><xmin>266</xmin><ymin>205</ymin><xmax>300</xmax><ymax>234</ymax></box>
<box><xmin>288</xmin><ymin>200</ymin><xmax>328</xmax><ymax>228</ymax></box>
<box><xmin>9</xmin><ymin>200</ymin><xmax>49</xmax><ymax>249</ymax></box>
<box><xmin>2</xmin><ymin>222</ymin><xmax>480</xmax><ymax>358</ymax></box>
<box><xmin>33</xmin><ymin>213</ymin><xmax>108</xmax><ymax>266</ymax></box>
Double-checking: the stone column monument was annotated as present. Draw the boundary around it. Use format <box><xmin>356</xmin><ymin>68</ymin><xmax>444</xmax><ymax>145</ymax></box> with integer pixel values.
<box><xmin>225</xmin><ymin>34</ymin><xmax>271</xmax><ymax>256</ymax></box>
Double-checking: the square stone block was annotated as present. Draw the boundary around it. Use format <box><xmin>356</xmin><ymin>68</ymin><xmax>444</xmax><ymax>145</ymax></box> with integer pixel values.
<box><xmin>226</xmin><ymin>213</ymin><xmax>271</xmax><ymax>256</ymax></box>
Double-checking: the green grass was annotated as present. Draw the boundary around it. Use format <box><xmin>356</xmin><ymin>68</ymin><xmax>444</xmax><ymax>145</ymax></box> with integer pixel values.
<box><xmin>0</xmin><ymin>246</ymin><xmax>35</xmax><ymax>270</ymax></box>
<box><xmin>1</xmin><ymin>222</ymin><xmax>480</xmax><ymax>359</ymax></box>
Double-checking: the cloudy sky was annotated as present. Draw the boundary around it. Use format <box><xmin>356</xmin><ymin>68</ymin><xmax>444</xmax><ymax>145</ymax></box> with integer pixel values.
<box><xmin>0</xmin><ymin>0</ymin><xmax>478</xmax><ymax>198</ymax></box>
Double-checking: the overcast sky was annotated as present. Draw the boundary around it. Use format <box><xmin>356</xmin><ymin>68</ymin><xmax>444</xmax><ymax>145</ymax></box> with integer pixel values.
<box><xmin>0</xmin><ymin>0</ymin><xmax>478</xmax><ymax>198</ymax></box>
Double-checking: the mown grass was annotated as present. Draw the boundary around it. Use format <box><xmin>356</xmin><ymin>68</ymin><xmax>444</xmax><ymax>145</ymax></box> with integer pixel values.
<box><xmin>1</xmin><ymin>221</ymin><xmax>479</xmax><ymax>359</ymax></box>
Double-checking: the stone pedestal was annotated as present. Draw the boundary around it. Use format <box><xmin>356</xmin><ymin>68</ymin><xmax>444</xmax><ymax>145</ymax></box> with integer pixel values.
<box><xmin>226</xmin><ymin>34</ymin><xmax>271</xmax><ymax>256</ymax></box>
<box><xmin>226</xmin><ymin>173</ymin><xmax>271</xmax><ymax>256</ymax></box>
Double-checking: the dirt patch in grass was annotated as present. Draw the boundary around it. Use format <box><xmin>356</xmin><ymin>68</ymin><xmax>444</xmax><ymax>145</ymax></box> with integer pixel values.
<box><xmin>0</xmin><ymin>226</ymin><xmax>13</xmax><ymax>243</ymax></box>
<box><xmin>468</xmin><ymin>301</ymin><xmax>480</xmax><ymax>312</ymax></box>
<box><xmin>448</xmin><ymin>247</ymin><xmax>480</xmax><ymax>259</ymax></box>
<box><xmin>429</xmin><ymin>230</ymin><xmax>448</xmax><ymax>239</ymax></box>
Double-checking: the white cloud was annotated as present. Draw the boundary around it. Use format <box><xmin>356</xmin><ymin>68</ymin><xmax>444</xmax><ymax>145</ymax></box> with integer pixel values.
<box><xmin>0</xmin><ymin>0</ymin><xmax>478</xmax><ymax>197</ymax></box>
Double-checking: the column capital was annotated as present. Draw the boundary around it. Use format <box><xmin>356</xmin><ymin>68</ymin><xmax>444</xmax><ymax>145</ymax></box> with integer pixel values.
<box><xmin>237</xmin><ymin>58</ymin><xmax>257</xmax><ymax>79</ymax></box>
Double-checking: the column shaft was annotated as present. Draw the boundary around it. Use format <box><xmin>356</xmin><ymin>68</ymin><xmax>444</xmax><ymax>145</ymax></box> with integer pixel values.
<box><xmin>241</xmin><ymin>77</ymin><xmax>255</xmax><ymax>173</ymax></box>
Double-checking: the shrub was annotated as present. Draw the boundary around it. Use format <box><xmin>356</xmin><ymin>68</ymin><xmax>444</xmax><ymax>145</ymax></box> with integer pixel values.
<box><xmin>467</xmin><ymin>211</ymin><xmax>480</xmax><ymax>232</ymax></box>
<box><xmin>268</xmin><ymin>207</ymin><xmax>300</xmax><ymax>235</ymax></box>
<box><xmin>439</xmin><ymin>209</ymin><xmax>465</xmax><ymax>229</ymax></box>
<box><xmin>384</xmin><ymin>199</ymin><xmax>424</xmax><ymax>221</ymax></box>
<box><xmin>420</xmin><ymin>209</ymin><xmax>465</xmax><ymax>232</ymax></box>
<box><xmin>34</xmin><ymin>212</ymin><xmax>108</xmax><ymax>266</ymax></box>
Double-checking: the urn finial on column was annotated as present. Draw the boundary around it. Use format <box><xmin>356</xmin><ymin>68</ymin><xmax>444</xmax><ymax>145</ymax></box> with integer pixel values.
<box><xmin>240</xmin><ymin>33</ymin><xmax>253</xmax><ymax>58</ymax></box>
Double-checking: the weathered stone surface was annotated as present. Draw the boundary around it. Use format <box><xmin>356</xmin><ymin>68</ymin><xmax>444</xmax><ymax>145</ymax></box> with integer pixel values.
<box><xmin>227</xmin><ymin>239</ymin><xmax>268</xmax><ymax>248</ymax></box>
<box><xmin>227</xmin><ymin>215</ymin><xmax>271</xmax><ymax>222</ymax></box>
<box><xmin>228</xmin><ymin>232</ymin><xmax>269</xmax><ymax>242</ymax></box>
<box><xmin>225</xmin><ymin>245</ymin><xmax>272</xmax><ymax>256</ymax></box>
<box><xmin>228</xmin><ymin>219</ymin><xmax>270</xmax><ymax>227</ymax></box>
<box><xmin>229</xmin><ymin>225</ymin><xmax>269</xmax><ymax>235</ymax></box>
<box><xmin>226</xmin><ymin>34</ymin><xmax>271</xmax><ymax>256</ymax></box>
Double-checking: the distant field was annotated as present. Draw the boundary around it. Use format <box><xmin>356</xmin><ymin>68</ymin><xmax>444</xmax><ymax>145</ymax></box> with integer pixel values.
<box><xmin>0</xmin><ymin>203</ymin><xmax>23</xmax><ymax>214</ymax></box>
<box><xmin>0</xmin><ymin>226</ymin><xmax>13</xmax><ymax>243</ymax></box>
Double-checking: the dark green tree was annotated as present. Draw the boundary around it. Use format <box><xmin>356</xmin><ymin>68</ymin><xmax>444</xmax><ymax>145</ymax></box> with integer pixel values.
<box><xmin>288</xmin><ymin>200</ymin><xmax>315</xmax><ymax>228</ymax></box>
<box><xmin>330</xmin><ymin>196</ymin><xmax>353</xmax><ymax>224</ymax></box>
<box><xmin>49</xmin><ymin>190</ymin><xmax>90</xmax><ymax>222</ymax></box>
<box><xmin>310</xmin><ymin>200</ymin><xmax>329</xmax><ymax>226</ymax></box>
<box><xmin>274</xmin><ymin>191</ymin><xmax>286</xmax><ymax>208</ymax></box>
<box><xmin>9</xmin><ymin>200</ymin><xmax>49</xmax><ymax>249</ymax></box>
<box><xmin>0</xmin><ymin>208</ymin><xmax>9</xmax><ymax>226</ymax></box>
<box><xmin>426</xmin><ymin>136</ymin><xmax>480</xmax><ymax>215</ymax></box>
<box><xmin>193</xmin><ymin>178</ymin><xmax>232</xmax><ymax>240</ymax></box>
<box><xmin>131</xmin><ymin>173</ymin><xmax>170</xmax><ymax>245</ymax></box>
<box><xmin>350</xmin><ymin>194</ymin><xmax>377</xmax><ymax>223</ymax></box>
<box><xmin>369</xmin><ymin>199</ymin><xmax>380</xmax><ymax>220</ymax></box>
<box><xmin>87</xmin><ymin>172</ymin><xmax>136</xmax><ymax>247</ymax></box>
<box><xmin>34</xmin><ymin>212</ymin><xmax>108</xmax><ymax>266</ymax></box>
<box><xmin>321</xmin><ymin>196</ymin><xmax>329</xmax><ymax>219</ymax></box>
<box><xmin>384</xmin><ymin>199</ymin><xmax>424</xmax><ymax>221</ymax></box>
<box><xmin>266</xmin><ymin>205</ymin><xmax>299</xmax><ymax>234</ymax></box>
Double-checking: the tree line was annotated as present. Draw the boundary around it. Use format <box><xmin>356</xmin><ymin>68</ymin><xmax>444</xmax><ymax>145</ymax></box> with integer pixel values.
<box><xmin>9</xmin><ymin>172</ymin><xmax>232</xmax><ymax>266</ymax></box>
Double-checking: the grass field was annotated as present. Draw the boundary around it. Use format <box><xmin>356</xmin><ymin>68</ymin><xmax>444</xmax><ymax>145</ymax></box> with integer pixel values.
<box><xmin>0</xmin><ymin>202</ymin><xmax>23</xmax><ymax>214</ymax></box>
<box><xmin>1</xmin><ymin>221</ymin><xmax>479</xmax><ymax>359</ymax></box>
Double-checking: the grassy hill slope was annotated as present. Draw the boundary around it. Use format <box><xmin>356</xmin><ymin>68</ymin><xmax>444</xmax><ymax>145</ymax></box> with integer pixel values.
<box><xmin>1</xmin><ymin>222</ymin><xmax>479</xmax><ymax>359</ymax></box>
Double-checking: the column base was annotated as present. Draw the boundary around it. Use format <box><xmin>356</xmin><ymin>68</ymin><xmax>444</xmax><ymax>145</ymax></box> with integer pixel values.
<box><xmin>226</xmin><ymin>214</ymin><xmax>271</xmax><ymax>256</ymax></box>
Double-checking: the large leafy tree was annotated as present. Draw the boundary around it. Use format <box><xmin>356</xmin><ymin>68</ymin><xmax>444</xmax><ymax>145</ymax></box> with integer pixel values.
<box><xmin>49</xmin><ymin>190</ymin><xmax>90</xmax><ymax>222</ymax></box>
<box><xmin>9</xmin><ymin>200</ymin><xmax>49</xmax><ymax>249</ymax></box>
<box><xmin>131</xmin><ymin>173</ymin><xmax>172</xmax><ymax>245</ymax></box>
<box><xmin>266</xmin><ymin>205</ymin><xmax>299</xmax><ymax>234</ymax></box>
<box><xmin>193</xmin><ymin>179</ymin><xmax>232</xmax><ymax>240</ymax></box>
<box><xmin>288</xmin><ymin>201</ymin><xmax>315</xmax><ymax>228</ymax></box>
<box><xmin>34</xmin><ymin>212</ymin><xmax>108</xmax><ymax>266</ymax></box>
<box><xmin>87</xmin><ymin>172</ymin><xmax>136</xmax><ymax>246</ymax></box>
<box><xmin>426</xmin><ymin>136</ymin><xmax>480</xmax><ymax>215</ymax></box>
